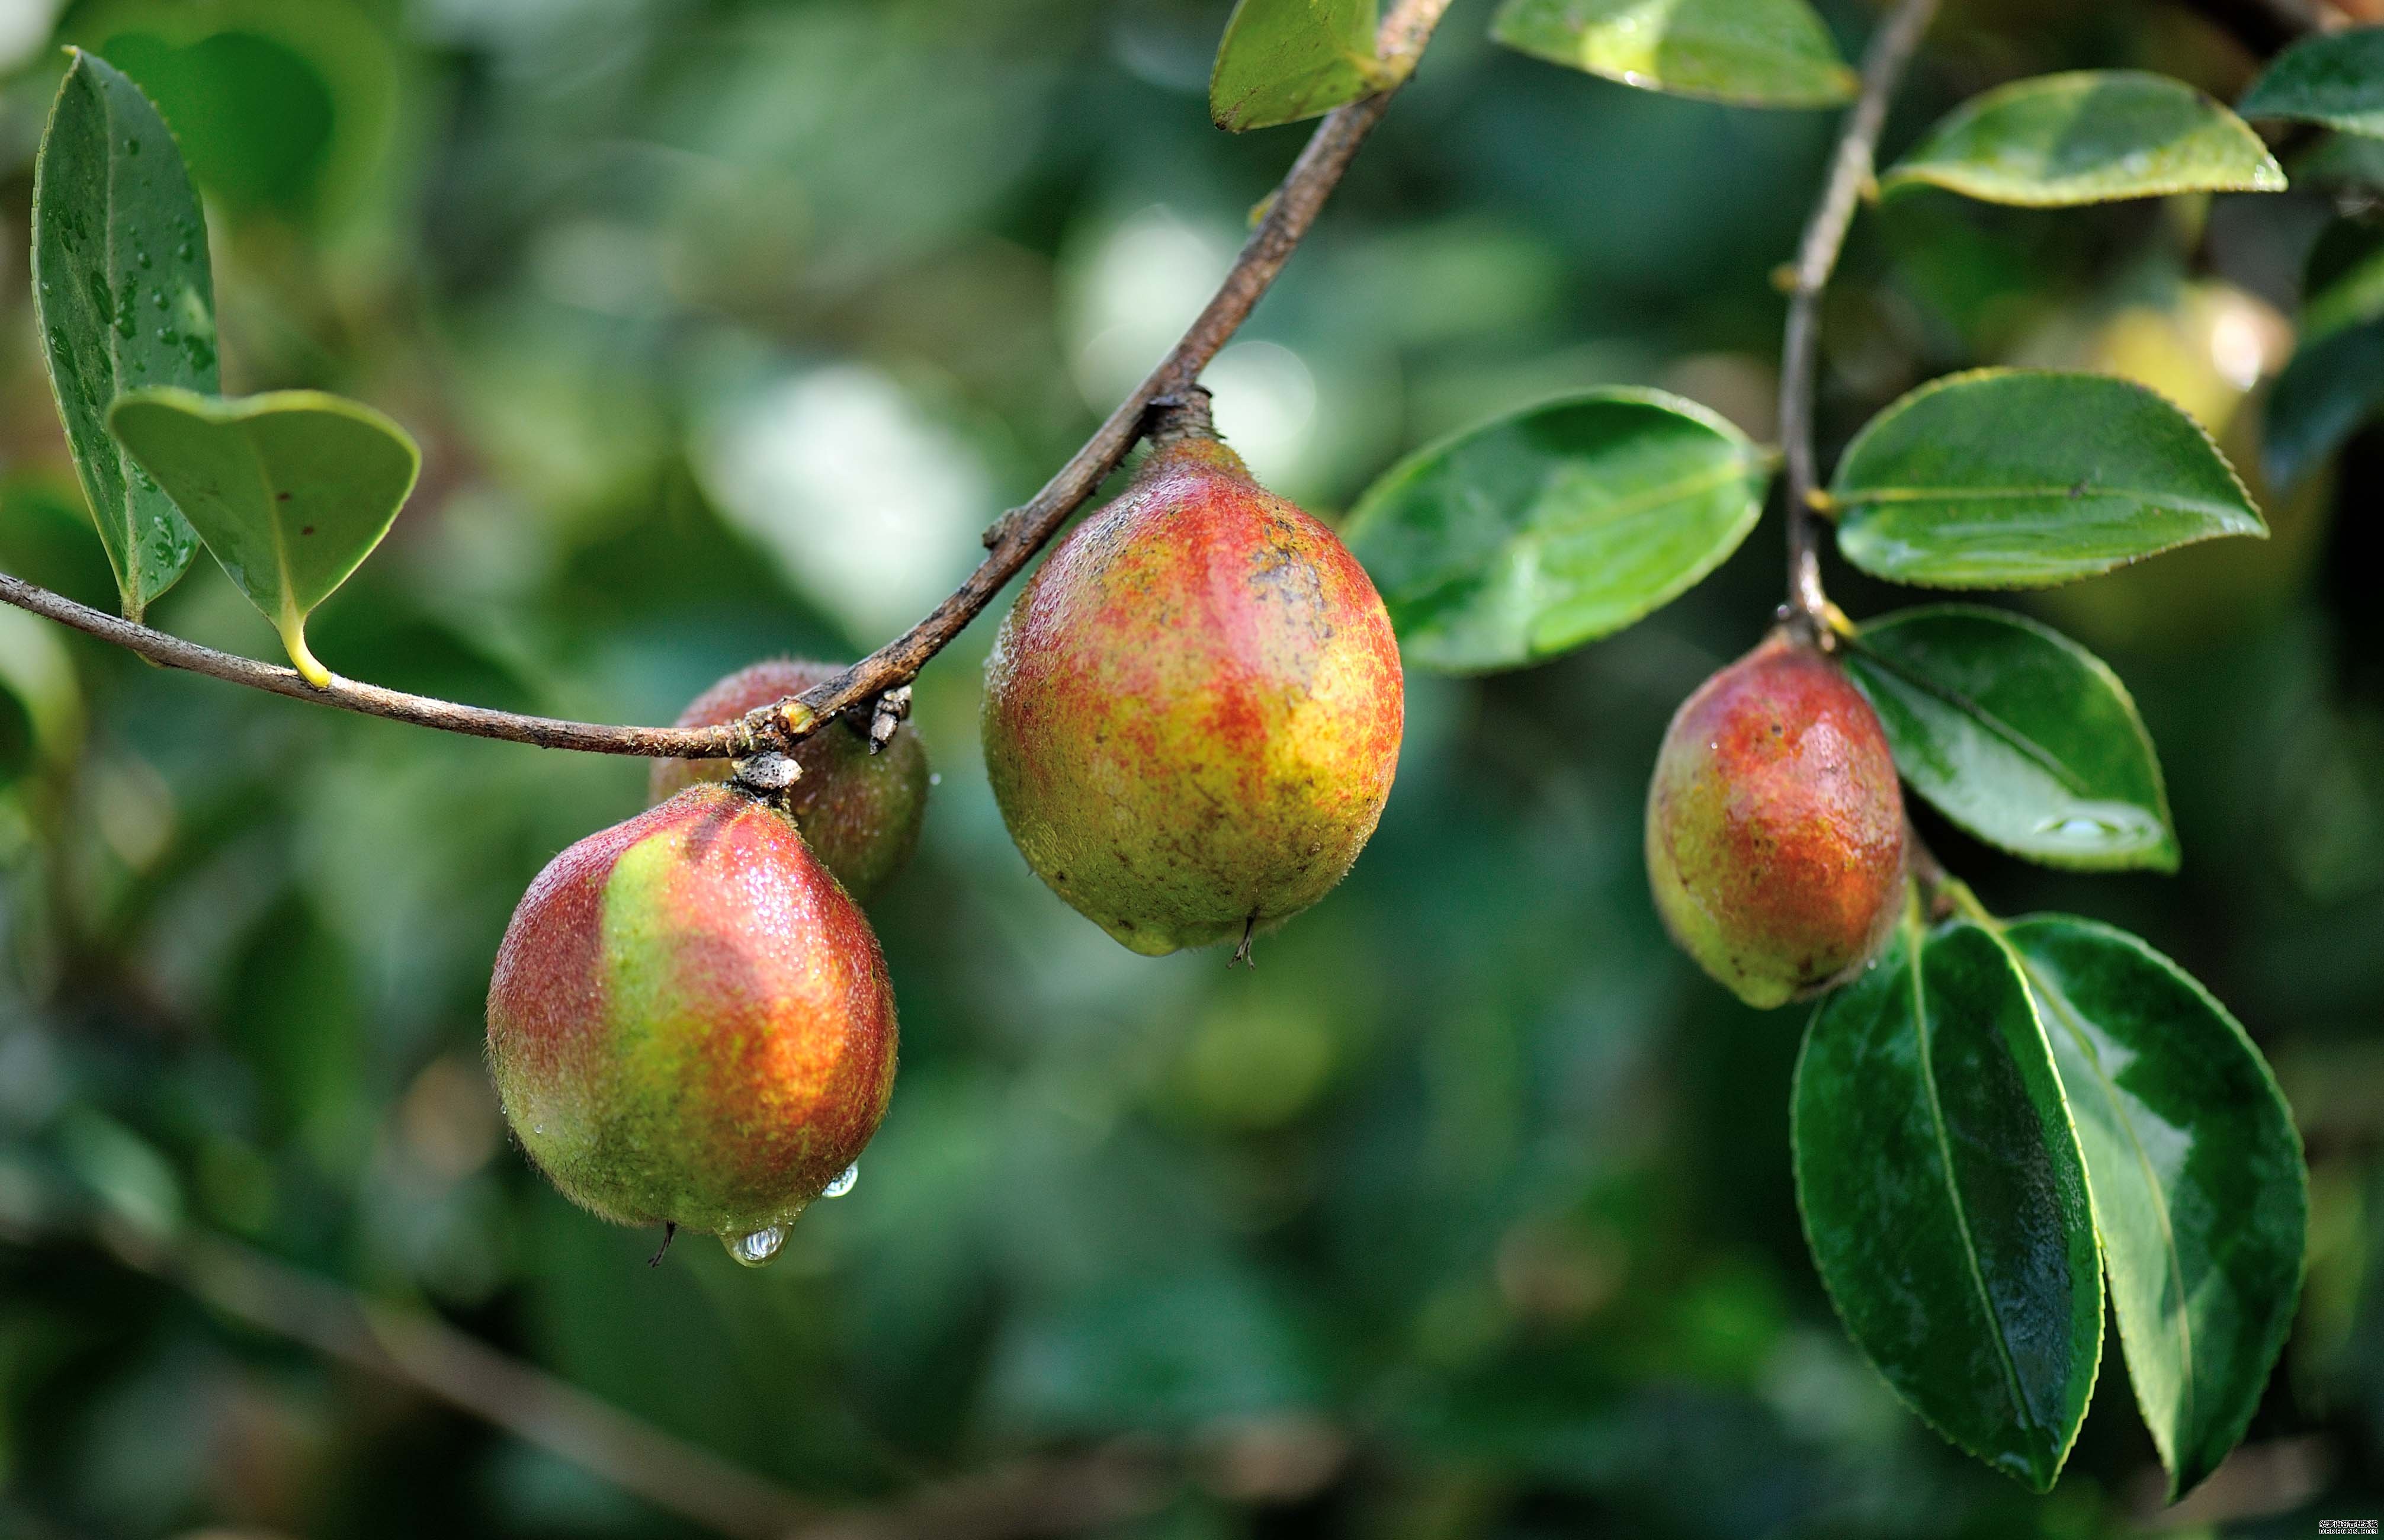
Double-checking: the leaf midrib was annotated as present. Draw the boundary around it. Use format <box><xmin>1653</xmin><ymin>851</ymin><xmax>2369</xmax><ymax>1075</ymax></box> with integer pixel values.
<box><xmin>1836</xmin><ymin>483</ymin><xmax>2253</xmax><ymax>522</ymax></box>
<box><xmin>1910</xmin><ymin>920</ymin><xmax>2040</xmax><ymax>1447</ymax></box>
<box><xmin>1849</xmin><ymin>640</ymin><xmax>2094</xmax><ymax>798</ymax></box>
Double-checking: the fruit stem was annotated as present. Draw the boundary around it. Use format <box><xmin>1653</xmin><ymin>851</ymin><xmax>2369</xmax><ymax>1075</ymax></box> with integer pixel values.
<box><xmin>1776</xmin><ymin>0</ymin><xmax>1940</xmax><ymax>629</ymax></box>
<box><xmin>1145</xmin><ymin>387</ymin><xmax>1218</xmax><ymax>448</ymax></box>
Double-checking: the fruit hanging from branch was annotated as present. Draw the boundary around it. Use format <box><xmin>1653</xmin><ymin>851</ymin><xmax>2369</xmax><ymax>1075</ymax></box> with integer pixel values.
<box><xmin>1645</xmin><ymin>631</ymin><xmax>1907</xmax><ymax>1009</ymax></box>
<box><xmin>486</xmin><ymin>784</ymin><xmax>897</xmax><ymax>1263</ymax></box>
<box><xmin>981</xmin><ymin>393</ymin><xmax>1404</xmax><ymax>958</ymax></box>
<box><xmin>649</xmin><ymin>659</ymin><xmax>931</xmax><ymax>905</ymax></box>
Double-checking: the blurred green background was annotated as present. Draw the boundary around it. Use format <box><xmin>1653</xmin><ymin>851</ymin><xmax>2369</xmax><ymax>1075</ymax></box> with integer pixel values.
<box><xmin>0</xmin><ymin>0</ymin><xmax>2378</xmax><ymax>1535</ymax></box>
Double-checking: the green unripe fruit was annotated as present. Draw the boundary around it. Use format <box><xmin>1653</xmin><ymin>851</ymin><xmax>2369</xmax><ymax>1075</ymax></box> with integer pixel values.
<box><xmin>1646</xmin><ymin>631</ymin><xmax>1907</xmax><ymax>1009</ymax></box>
<box><xmin>650</xmin><ymin>659</ymin><xmax>929</xmax><ymax>904</ymax></box>
<box><xmin>486</xmin><ymin>785</ymin><xmax>898</xmax><ymax>1256</ymax></box>
<box><xmin>981</xmin><ymin>409</ymin><xmax>1404</xmax><ymax>956</ymax></box>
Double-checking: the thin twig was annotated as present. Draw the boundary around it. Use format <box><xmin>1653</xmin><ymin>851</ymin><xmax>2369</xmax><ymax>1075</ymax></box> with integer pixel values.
<box><xmin>1777</xmin><ymin>0</ymin><xmax>1940</xmax><ymax>634</ymax></box>
<box><xmin>0</xmin><ymin>0</ymin><xmax>1455</xmax><ymax>762</ymax></box>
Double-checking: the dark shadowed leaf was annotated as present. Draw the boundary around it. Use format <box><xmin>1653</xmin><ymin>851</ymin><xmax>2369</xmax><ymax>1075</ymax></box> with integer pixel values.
<box><xmin>1210</xmin><ymin>0</ymin><xmax>1391</xmax><ymax>132</ymax></box>
<box><xmin>1793</xmin><ymin>907</ymin><xmax>2102</xmax><ymax>1493</ymax></box>
<box><xmin>1831</xmin><ymin>370</ymin><xmax>2266</xmax><ymax>588</ymax></box>
<box><xmin>108</xmin><ymin>388</ymin><xmax>421</xmax><ymax>686</ymax></box>
<box><xmin>2239</xmin><ymin>28</ymin><xmax>2384</xmax><ymax>139</ymax></box>
<box><xmin>1489</xmin><ymin>0</ymin><xmax>1854</xmax><ymax>107</ymax></box>
<box><xmin>2006</xmin><ymin>917</ymin><xmax>2305</xmax><ymax>1500</ymax></box>
<box><xmin>1881</xmin><ymin>71</ymin><xmax>2285</xmax><ymax>206</ymax></box>
<box><xmin>31</xmin><ymin>50</ymin><xmax>219</xmax><ymax>622</ymax></box>
<box><xmin>1345</xmin><ymin>389</ymin><xmax>1767</xmax><ymax>673</ymax></box>
<box><xmin>2264</xmin><ymin>317</ymin><xmax>2384</xmax><ymax>492</ymax></box>
<box><xmin>1845</xmin><ymin>606</ymin><xmax>2175</xmax><ymax>871</ymax></box>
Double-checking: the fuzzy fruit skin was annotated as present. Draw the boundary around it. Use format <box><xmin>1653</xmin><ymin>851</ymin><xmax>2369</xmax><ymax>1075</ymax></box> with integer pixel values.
<box><xmin>487</xmin><ymin>785</ymin><xmax>897</xmax><ymax>1235</ymax></box>
<box><xmin>649</xmin><ymin>660</ymin><xmax>929</xmax><ymax>904</ymax></box>
<box><xmin>983</xmin><ymin>433</ymin><xmax>1403</xmax><ymax>955</ymax></box>
<box><xmin>1646</xmin><ymin>633</ymin><xmax>1907</xmax><ymax>1009</ymax></box>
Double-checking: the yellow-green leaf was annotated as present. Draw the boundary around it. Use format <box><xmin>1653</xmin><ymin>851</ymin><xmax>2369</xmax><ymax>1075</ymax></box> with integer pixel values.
<box><xmin>1211</xmin><ymin>0</ymin><xmax>1392</xmax><ymax>133</ymax></box>
<box><xmin>1490</xmin><ymin>0</ymin><xmax>1854</xmax><ymax>108</ymax></box>
<box><xmin>1881</xmin><ymin>71</ymin><xmax>2286</xmax><ymax>207</ymax></box>
<box><xmin>107</xmin><ymin>388</ymin><xmax>421</xmax><ymax>686</ymax></box>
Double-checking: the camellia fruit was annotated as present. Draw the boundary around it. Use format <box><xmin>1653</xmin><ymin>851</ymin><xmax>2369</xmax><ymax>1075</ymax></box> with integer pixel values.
<box><xmin>983</xmin><ymin>394</ymin><xmax>1403</xmax><ymax>957</ymax></box>
<box><xmin>487</xmin><ymin>784</ymin><xmax>897</xmax><ymax>1263</ymax></box>
<box><xmin>1645</xmin><ymin>631</ymin><xmax>1906</xmax><ymax>1009</ymax></box>
<box><xmin>649</xmin><ymin>659</ymin><xmax>929</xmax><ymax>904</ymax></box>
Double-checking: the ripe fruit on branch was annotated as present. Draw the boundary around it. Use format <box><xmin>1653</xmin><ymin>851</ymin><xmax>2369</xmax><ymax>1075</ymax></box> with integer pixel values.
<box><xmin>486</xmin><ymin>784</ymin><xmax>897</xmax><ymax>1256</ymax></box>
<box><xmin>1645</xmin><ymin>631</ymin><xmax>1906</xmax><ymax>1009</ymax></box>
<box><xmin>982</xmin><ymin>396</ymin><xmax>1403</xmax><ymax>956</ymax></box>
<box><xmin>650</xmin><ymin>659</ymin><xmax>929</xmax><ymax>904</ymax></box>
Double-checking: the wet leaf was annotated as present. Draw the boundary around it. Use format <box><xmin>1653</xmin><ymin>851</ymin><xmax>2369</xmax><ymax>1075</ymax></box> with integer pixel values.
<box><xmin>31</xmin><ymin>50</ymin><xmax>219</xmax><ymax>621</ymax></box>
<box><xmin>108</xmin><ymin>388</ymin><xmax>421</xmax><ymax>686</ymax></box>
<box><xmin>1845</xmin><ymin>606</ymin><xmax>2175</xmax><ymax>871</ymax></box>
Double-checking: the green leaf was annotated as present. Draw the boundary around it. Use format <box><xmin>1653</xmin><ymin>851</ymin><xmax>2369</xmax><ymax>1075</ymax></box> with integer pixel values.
<box><xmin>107</xmin><ymin>388</ymin><xmax>421</xmax><ymax>686</ymax></box>
<box><xmin>2239</xmin><ymin>27</ymin><xmax>2384</xmax><ymax>139</ymax></box>
<box><xmin>2300</xmin><ymin>219</ymin><xmax>2384</xmax><ymax>344</ymax></box>
<box><xmin>1210</xmin><ymin>0</ymin><xmax>1392</xmax><ymax>133</ymax></box>
<box><xmin>1830</xmin><ymin>370</ymin><xmax>2267</xmax><ymax>589</ymax></box>
<box><xmin>1343</xmin><ymin>389</ymin><xmax>1768</xmax><ymax>673</ymax></box>
<box><xmin>1793</xmin><ymin>907</ymin><xmax>2102</xmax><ymax>1493</ymax></box>
<box><xmin>2264</xmin><ymin>316</ymin><xmax>2384</xmax><ymax>492</ymax></box>
<box><xmin>1844</xmin><ymin>606</ymin><xmax>2175</xmax><ymax>872</ymax></box>
<box><xmin>1880</xmin><ymin>71</ymin><xmax>2286</xmax><ymax>207</ymax></box>
<box><xmin>31</xmin><ymin>49</ymin><xmax>219</xmax><ymax>623</ymax></box>
<box><xmin>1488</xmin><ymin>0</ymin><xmax>1855</xmax><ymax>108</ymax></box>
<box><xmin>2004</xmin><ymin>917</ymin><xmax>2305</xmax><ymax>1500</ymax></box>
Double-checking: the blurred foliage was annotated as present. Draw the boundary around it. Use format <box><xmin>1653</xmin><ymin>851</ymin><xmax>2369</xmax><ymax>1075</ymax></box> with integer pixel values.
<box><xmin>0</xmin><ymin>0</ymin><xmax>2377</xmax><ymax>1536</ymax></box>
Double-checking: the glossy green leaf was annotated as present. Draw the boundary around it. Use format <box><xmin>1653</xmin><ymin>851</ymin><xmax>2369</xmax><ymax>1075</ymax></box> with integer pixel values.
<box><xmin>1831</xmin><ymin>370</ymin><xmax>2267</xmax><ymax>589</ymax></box>
<box><xmin>31</xmin><ymin>50</ymin><xmax>219</xmax><ymax>623</ymax></box>
<box><xmin>1845</xmin><ymin>606</ymin><xmax>2175</xmax><ymax>872</ymax></box>
<box><xmin>2300</xmin><ymin>220</ymin><xmax>2384</xmax><ymax>344</ymax></box>
<box><xmin>2239</xmin><ymin>28</ymin><xmax>2384</xmax><ymax>139</ymax></box>
<box><xmin>1881</xmin><ymin>71</ymin><xmax>2286</xmax><ymax>207</ymax></box>
<box><xmin>2264</xmin><ymin>316</ymin><xmax>2384</xmax><ymax>492</ymax></box>
<box><xmin>107</xmin><ymin>388</ymin><xmax>421</xmax><ymax>686</ymax></box>
<box><xmin>1344</xmin><ymin>389</ymin><xmax>1768</xmax><ymax>673</ymax></box>
<box><xmin>2004</xmin><ymin>917</ymin><xmax>2304</xmax><ymax>1499</ymax></box>
<box><xmin>1488</xmin><ymin>0</ymin><xmax>1854</xmax><ymax>108</ymax></box>
<box><xmin>1793</xmin><ymin>908</ymin><xmax>2101</xmax><ymax>1493</ymax></box>
<box><xmin>1210</xmin><ymin>0</ymin><xmax>1391</xmax><ymax>133</ymax></box>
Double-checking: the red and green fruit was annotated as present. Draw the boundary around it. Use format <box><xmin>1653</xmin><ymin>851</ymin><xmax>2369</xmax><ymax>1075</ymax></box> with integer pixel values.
<box><xmin>486</xmin><ymin>784</ymin><xmax>897</xmax><ymax>1256</ymax></box>
<box><xmin>650</xmin><ymin>659</ymin><xmax>929</xmax><ymax>904</ymax></box>
<box><xmin>1645</xmin><ymin>632</ymin><xmax>1907</xmax><ymax>1009</ymax></box>
<box><xmin>981</xmin><ymin>407</ymin><xmax>1404</xmax><ymax>956</ymax></box>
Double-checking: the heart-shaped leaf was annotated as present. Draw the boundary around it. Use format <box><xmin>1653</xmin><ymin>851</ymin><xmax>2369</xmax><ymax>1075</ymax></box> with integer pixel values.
<box><xmin>2239</xmin><ymin>27</ymin><xmax>2384</xmax><ymax>139</ymax></box>
<box><xmin>1490</xmin><ymin>0</ymin><xmax>1854</xmax><ymax>108</ymax></box>
<box><xmin>1210</xmin><ymin>0</ymin><xmax>1392</xmax><ymax>133</ymax></box>
<box><xmin>1344</xmin><ymin>389</ymin><xmax>1768</xmax><ymax>673</ymax></box>
<box><xmin>2264</xmin><ymin>316</ymin><xmax>2384</xmax><ymax>492</ymax></box>
<box><xmin>1831</xmin><ymin>370</ymin><xmax>2267</xmax><ymax>589</ymax></box>
<box><xmin>1881</xmin><ymin>71</ymin><xmax>2286</xmax><ymax>207</ymax></box>
<box><xmin>2006</xmin><ymin>917</ymin><xmax>2304</xmax><ymax>1500</ymax></box>
<box><xmin>31</xmin><ymin>50</ymin><xmax>219</xmax><ymax>623</ymax></box>
<box><xmin>1793</xmin><ymin>907</ymin><xmax>2102</xmax><ymax>1494</ymax></box>
<box><xmin>108</xmin><ymin>389</ymin><xmax>421</xmax><ymax>686</ymax></box>
<box><xmin>1845</xmin><ymin>606</ymin><xmax>2175</xmax><ymax>871</ymax></box>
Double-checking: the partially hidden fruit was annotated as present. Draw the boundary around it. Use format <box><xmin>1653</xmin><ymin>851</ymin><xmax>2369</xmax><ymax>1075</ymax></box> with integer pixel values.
<box><xmin>1646</xmin><ymin>631</ymin><xmax>1907</xmax><ymax>1009</ymax></box>
<box><xmin>983</xmin><ymin>403</ymin><xmax>1403</xmax><ymax>955</ymax></box>
<box><xmin>487</xmin><ymin>784</ymin><xmax>897</xmax><ymax>1246</ymax></box>
<box><xmin>650</xmin><ymin>659</ymin><xmax>929</xmax><ymax>904</ymax></box>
